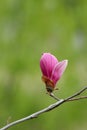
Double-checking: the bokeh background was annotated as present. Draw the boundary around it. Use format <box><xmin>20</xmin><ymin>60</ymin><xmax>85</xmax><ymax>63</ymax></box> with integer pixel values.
<box><xmin>0</xmin><ymin>0</ymin><xmax>87</xmax><ymax>130</ymax></box>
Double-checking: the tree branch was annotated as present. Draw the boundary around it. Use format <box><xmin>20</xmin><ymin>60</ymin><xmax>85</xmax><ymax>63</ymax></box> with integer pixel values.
<box><xmin>0</xmin><ymin>99</ymin><xmax>65</xmax><ymax>130</ymax></box>
<box><xmin>0</xmin><ymin>86</ymin><xmax>87</xmax><ymax>130</ymax></box>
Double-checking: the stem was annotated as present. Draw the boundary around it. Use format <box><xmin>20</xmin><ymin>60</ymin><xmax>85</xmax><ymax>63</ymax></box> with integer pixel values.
<box><xmin>50</xmin><ymin>93</ymin><xmax>60</xmax><ymax>101</ymax></box>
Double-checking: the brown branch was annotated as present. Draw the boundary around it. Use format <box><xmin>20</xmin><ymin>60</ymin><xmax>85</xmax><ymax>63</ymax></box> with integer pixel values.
<box><xmin>67</xmin><ymin>96</ymin><xmax>87</xmax><ymax>101</ymax></box>
<box><xmin>0</xmin><ymin>86</ymin><xmax>87</xmax><ymax>130</ymax></box>
<box><xmin>65</xmin><ymin>86</ymin><xmax>87</xmax><ymax>101</ymax></box>
<box><xmin>49</xmin><ymin>87</ymin><xmax>87</xmax><ymax>102</ymax></box>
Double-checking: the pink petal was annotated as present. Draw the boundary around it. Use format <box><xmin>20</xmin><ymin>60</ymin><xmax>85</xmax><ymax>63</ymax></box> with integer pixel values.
<box><xmin>51</xmin><ymin>60</ymin><xmax>68</xmax><ymax>84</ymax></box>
<box><xmin>40</xmin><ymin>53</ymin><xmax>58</xmax><ymax>78</ymax></box>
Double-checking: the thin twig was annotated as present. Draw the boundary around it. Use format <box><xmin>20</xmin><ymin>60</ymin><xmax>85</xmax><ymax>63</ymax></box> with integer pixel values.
<box><xmin>67</xmin><ymin>96</ymin><xmax>87</xmax><ymax>101</ymax></box>
<box><xmin>0</xmin><ymin>86</ymin><xmax>87</xmax><ymax>130</ymax></box>
<box><xmin>65</xmin><ymin>86</ymin><xmax>87</xmax><ymax>101</ymax></box>
<box><xmin>49</xmin><ymin>87</ymin><xmax>87</xmax><ymax>102</ymax></box>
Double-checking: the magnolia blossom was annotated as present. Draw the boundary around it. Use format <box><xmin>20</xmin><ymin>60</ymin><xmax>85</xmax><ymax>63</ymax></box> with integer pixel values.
<box><xmin>40</xmin><ymin>53</ymin><xmax>68</xmax><ymax>93</ymax></box>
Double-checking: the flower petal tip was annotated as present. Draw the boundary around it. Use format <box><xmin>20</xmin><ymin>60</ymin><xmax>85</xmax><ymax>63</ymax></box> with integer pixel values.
<box><xmin>64</xmin><ymin>60</ymin><xmax>68</xmax><ymax>67</ymax></box>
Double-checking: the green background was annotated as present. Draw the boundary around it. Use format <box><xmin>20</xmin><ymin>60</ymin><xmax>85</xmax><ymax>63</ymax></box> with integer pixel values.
<box><xmin>0</xmin><ymin>0</ymin><xmax>87</xmax><ymax>130</ymax></box>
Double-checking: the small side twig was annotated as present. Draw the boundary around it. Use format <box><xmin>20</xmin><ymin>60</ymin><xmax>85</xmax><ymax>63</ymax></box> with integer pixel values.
<box><xmin>65</xmin><ymin>86</ymin><xmax>87</xmax><ymax>102</ymax></box>
<box><xmin>49</xmin><ymin>86</ymin><xmax>87</xmax><ymax>102</ymax></box>
<box><xmin>0</xmin><ymin>86</ymin><xmax>87</xmax><ymax>130</ymax></box>
<box><xmin>67</xmin><ymin>96</ymin><xmax>87</xmax><ymax>101</ymax></box>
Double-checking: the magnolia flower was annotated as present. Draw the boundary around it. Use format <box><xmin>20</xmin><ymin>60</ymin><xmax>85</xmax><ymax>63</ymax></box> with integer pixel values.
<box><xmin>40</xmin><ymin>53</ymin><xmax>68</xmax><ymax>93</ymax></box>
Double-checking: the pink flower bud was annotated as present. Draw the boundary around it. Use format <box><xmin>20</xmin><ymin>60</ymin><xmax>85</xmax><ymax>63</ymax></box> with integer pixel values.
<box><xmin>40</xmin><ymin>53</ymin><xmax>68</xmax><ymax>93</ymax></box>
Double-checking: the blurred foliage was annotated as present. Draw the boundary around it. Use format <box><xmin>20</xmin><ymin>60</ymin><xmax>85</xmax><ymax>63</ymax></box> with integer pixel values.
<box><xmin>0</xmin><ymin>0</ymin><xmax>87</xmax><ymax>130</ymax></box>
